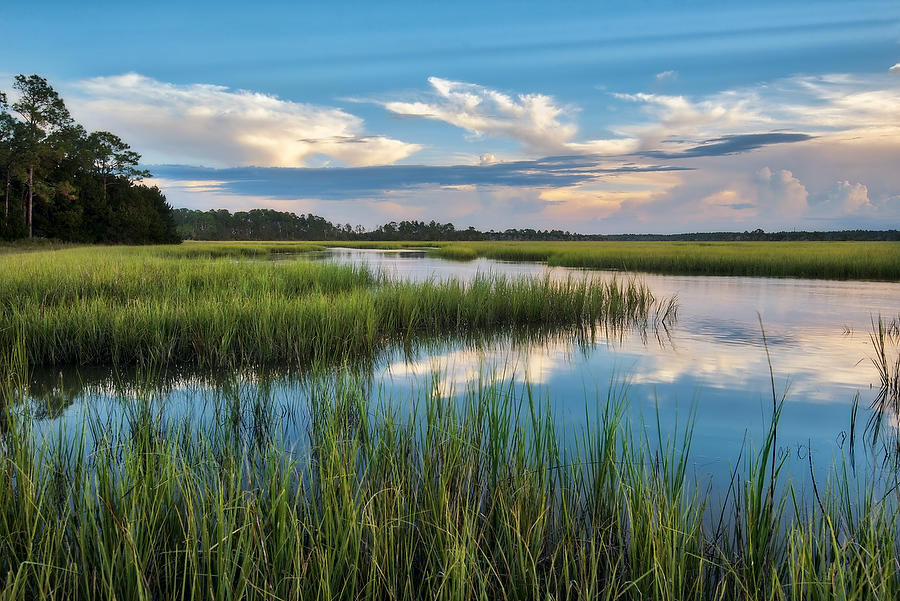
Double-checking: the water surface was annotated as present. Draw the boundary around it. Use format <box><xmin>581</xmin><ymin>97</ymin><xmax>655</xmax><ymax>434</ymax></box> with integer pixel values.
<box><xmin>27</xmin><ymin>248</ymin><xmax>900</xmax><ymax>492</ymax></box>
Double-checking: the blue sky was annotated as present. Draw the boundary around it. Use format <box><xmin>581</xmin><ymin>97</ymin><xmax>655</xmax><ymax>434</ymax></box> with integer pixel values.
<box><xmin>3</xmin><ymin>1</ymin><xmax>899</xmax><ymax>232</ymax></box>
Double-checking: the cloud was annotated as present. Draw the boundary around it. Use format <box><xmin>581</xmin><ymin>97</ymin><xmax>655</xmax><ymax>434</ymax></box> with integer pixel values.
<box><xmin>891</xmin><ymin>63</ymin><xmax>900</xmax><ymax>74</ymax></box>
<box><xmin>655</xmin><ymin>70</ymin><xmax>678</xmax><ymax>81</ymax></box>
<box><xmin>754</xmin><ymin>167</ymin><xmax>808</xmax><ymax>217</ymax></box>
<box><xmin>381</xmin><ymin>76</ymin><xmax>638</xmax><ymax>156</ymax></box>
<box><xmin>810</xmin><ymin>180</ymin><xmax>873</xmax><ymax>217</ymax></box>
<box><xmin>642</xmin><ymin>133</ymin><xmax>813</xmax><ymax>159</ymax></box>
<box><xmin>611</xmin><ymin>91</ymin><xmax>766</xmax><ymax>150</ymax></box>
<box><xmin>381</xmin><ymin>77</ymin><xmax>578</xmax><ymax>154</ymax></box>
<box><xmin>376</xmin><ymin>71</ymin><xmax>900</xmax><ymax>169</ymax></box>
<box><xmin>151</xmin><ymin>157</ymin><xmax>688</xmax><ymax>201</ymax></box>
<box><xmin>68</xmin><ymin>73</ymin><xmax>420</xmax><ymax>168</ymax></box>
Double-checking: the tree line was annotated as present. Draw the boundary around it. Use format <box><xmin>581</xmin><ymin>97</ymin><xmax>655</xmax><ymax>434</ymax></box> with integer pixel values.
<box><xmin>1</xmin><ymin>74</ymin><xmax>179</xmax><ymax>243</ymax></box>
<box><xmin>175</xmin><ymin>208</ymin><xmax>900</xmax><ymax>242</ymax></box>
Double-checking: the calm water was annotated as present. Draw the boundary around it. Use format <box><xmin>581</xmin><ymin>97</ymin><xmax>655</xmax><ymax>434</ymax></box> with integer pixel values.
<box><xmin>26</xmin><ymin>248</ymin><xmax>900</xmax><ymax>492</ymax></box>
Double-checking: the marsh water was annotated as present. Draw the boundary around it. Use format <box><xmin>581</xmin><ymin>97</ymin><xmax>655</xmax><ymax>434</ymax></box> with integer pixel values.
<box><xmin>27</xmin><ymin>248</ymin><xmax>900</xmax><ymax>493</ymax></box>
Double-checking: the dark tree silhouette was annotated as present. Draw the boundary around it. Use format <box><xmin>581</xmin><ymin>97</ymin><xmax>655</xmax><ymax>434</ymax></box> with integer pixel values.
<box><xmin>1</xmin><ymin>74</ymin><xmax>178</xmax><ymax>244</ymax></box>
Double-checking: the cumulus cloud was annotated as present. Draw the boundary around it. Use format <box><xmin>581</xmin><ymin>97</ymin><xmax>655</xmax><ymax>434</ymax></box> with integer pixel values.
<box><xmin>68</xmin><ymin>73</ymin><xmax>420</xmax><ymax>168</ymax></box>
<box><xmin>810</xmin><ymin>180</ymin><xmax>873</xmax><ymax>217</ymax></box>
<box><xmin>754</xmin><ymin>167</ymin><xmax>808</xmax><ymax>217</ymax></box>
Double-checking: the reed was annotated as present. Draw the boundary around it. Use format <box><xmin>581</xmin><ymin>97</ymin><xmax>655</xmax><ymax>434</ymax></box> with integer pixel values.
<box><xmin>1</xmin><ymin>368</ymin><xmax>898</xmax><ymax>599</ymax></box>
<box><xmin>866</xmin><ymin>315</ymin><xmax>900</xmax><ymax>448</ymax></box>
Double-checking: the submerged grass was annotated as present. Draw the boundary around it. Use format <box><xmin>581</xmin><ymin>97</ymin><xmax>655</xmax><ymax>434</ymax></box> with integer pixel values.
<box><xmin>1</xmin><ymin>352</ymin><xmax>899</xmax><ymax>599</ymax></box>
<box><xmin>0</xmin><ymin>246</ymin><xmax>671</xmax><ymax>369</ymax></box>
<box><xmin>427</xmin><ymin>241</ymin><xmax>900</xmax><ymax>281</ymax></box>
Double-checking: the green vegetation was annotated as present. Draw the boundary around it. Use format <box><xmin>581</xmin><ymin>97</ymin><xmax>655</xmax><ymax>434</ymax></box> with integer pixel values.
<box><xmin>1</xmin><ymin>346</ymin><xmax>898</xmax><ymax>599</ymax></box>
<box><xmin>1</xmin><ymin>74</ymin><xmax>178</xmax><ymax>243</ymax></box>
<box><xmin>427</xmin><ymin>241</ymin><xmax>900</xmax><ymax>281</ymax></box>
<box><xmin>174</xmin><ymin>207</ymin><xmax>900</xmax><ymax>243</ymax></box>
<box><xmin>0</xmin><ymin>244</ymin><xmax>672</xmax><ymax>369</ymax></box>
<box><xmin>2</xmin><ymin>242</ymin><xmax>899</xmax><ymax>599</ymax></box>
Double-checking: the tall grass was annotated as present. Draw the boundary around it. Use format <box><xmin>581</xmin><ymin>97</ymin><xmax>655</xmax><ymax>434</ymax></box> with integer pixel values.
<box><xmin>867</xmin><ymin>315</ymin><xmax>900</xmax><ymax>453</ymax></box>
<box><xmin>1</xmin><ymin>364</ymin><xmax>899</xmax><ymax>599</ymax></box>
<box><xmin>428</xmin><ymin>241</ymin><xmax>900</xmax><ymax>281</ymax></box>
<box><xmin>0</xmin><ymin>246</ymin><xmax>672</xmax><ymax>369</ymax></box>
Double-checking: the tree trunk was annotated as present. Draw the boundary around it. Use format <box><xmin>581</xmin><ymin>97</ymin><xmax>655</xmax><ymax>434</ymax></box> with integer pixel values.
<box><xmin>4</xmin><ymin>169</ymin><xmax>8</xmax><ymax>219</ymax></box>
<box><xmin>28</xmin><ymin>165</ymin><xmax>33</xmax><ymax>238</ymax></box>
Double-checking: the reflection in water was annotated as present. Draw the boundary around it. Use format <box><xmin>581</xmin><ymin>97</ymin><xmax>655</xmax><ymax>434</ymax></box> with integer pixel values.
<box><xmin>15</xmin><ymin>248</ymin><xmax>900</xmax><ymax>494</ymax></box>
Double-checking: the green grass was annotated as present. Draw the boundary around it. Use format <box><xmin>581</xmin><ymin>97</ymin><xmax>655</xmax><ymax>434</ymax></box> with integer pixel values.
<box><xmin>0</xmin><ymin>245</ymin><xmax>672</xmax><ymax>369</ymax></box>
<box><xmin>1</xmin><ymin>350</ymin><xmax>898</xmax><ymax>599</ymax></box>
<box><xmin>1</xmin><ymin>242</ymin><xmax>899</xmax><ymax>599</ymax></box>
<box><xmin>426</xmin><ymin>241</ymin><xmax>900</xmax><ymax>281</ymax></box>
<box><xmin>8</xmin><ymin>239</ymin><xmax>896</xmax><ymax>280</ymax></box>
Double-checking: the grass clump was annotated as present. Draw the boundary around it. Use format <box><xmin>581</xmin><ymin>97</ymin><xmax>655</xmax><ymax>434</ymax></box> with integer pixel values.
<box><xmin>0</xmin><ymin>246</ymin><xmax>672</xmax><ymax>369</ymax></box>
<box><xmin>430</xmin><ymin>245</ymin><xmax>478</xmax><ymax>261</ymax></box>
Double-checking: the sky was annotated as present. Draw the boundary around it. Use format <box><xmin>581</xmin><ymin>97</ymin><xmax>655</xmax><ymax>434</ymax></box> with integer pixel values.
<box><xmin>2</xmin><ymin>0</ymin><xmax>899</xmax><ymax>233</ymax></box>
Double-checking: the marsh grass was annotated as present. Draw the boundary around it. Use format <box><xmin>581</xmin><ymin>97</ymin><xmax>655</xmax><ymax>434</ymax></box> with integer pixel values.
<box><xmin>152</xmin><ymin>240</ymin><xmax>328</xmax><ymax>258</ymax></box>
<box><xmin>2</xmin><ymin>360</ymin><xmax>900</xmax><ymax>599</ymax></box>
<box><xmin>866</xmin><ymin>316</ymin><xmax>900</xmax><ymax>457</ymax></box>
<box><xmin>0</xmin><ymin>246</ymin><xmax>672</xmax><ymax>369</ymax></box>
<box><xmin>428</xmin><ymin>241</ymin><xmax>900</xmax><ymax>281</ymax></box>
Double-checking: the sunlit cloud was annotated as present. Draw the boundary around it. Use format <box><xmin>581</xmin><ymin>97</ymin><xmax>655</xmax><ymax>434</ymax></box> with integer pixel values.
<box><xmin>754</xmin><ymin>167</ymin><xmax>809</xmax><ymax>218</ymax></box>
<box><xmin>382</xmin><ymin>76</ymin><xmax>579</xmax><ymax>153</ymax></box>
<box><xmin>811</xmin><ymin>180</ymin><xmax>873</xmax><ymax>217</ymax></box>
<box><xmin>381</xmin><ymin>76</ymin><xmax>639</xmax><ymax>156</ymax></box>
<box><xmin>67</xmin><ymin>73</ymin><xmax>421</xmax><ymax>168</ymax></box>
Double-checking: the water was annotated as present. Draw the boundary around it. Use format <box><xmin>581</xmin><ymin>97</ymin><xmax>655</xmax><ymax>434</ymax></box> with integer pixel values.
<box><xmin>24</xmin><ymin>247</ymin><xmax>900</xmax><ymax>493</ymax></box>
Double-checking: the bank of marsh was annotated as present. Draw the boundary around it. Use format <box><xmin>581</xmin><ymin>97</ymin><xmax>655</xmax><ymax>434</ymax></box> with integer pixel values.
<box><xmin>426</xmin><ymin>241</ymin><xmax>900</xmax><ymax>281</ymax></box>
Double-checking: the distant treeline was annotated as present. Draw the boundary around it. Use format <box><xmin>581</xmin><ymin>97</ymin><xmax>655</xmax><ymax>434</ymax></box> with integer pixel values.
<box><xmin>0</xmin><ymin>74</ymin><xmax>179</xmax><ymax>243</ymax></box>
<box><xmin>175</xmin><ymin>208</ymin><xmax>900</xmax><ymax>242</ymax></box>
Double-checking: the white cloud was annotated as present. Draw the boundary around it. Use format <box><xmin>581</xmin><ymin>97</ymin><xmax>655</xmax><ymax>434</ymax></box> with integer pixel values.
<box><xmin>655</xmin><ymin>70</ymin><xmax>678</xmax><ymax>81</ymax></box>
<box><xmin>68</xmin><ymin>73</ymin><xmax>420</xmax><ymax>168</ymax></box>
<box><xmin>890</xmin><ymin>63</ymin><xmax>900</xmax><ymax>74</ymax></box>
<box><xmin>382</xmin><ymin>76</ymin><xmax>578</xmax><ymax>154</ymax></box>
<box><xmin>810</xmin><ymin>180</ymin><xmax>873</xmax><ymax>217</ymax></box>
<box><xmin>754</xmin><ymin>167</ymin><xmax>808</xmax><ymax>217</ymax></box>
<box><xmin>382</xmin><ymin>76</ymin><xmax>639</xmax><ymax>156</ymax></box>
<box><xmin>612</xmin><ymin>90</ymin><xmax>767</xmax><ymax>150</ymax></box>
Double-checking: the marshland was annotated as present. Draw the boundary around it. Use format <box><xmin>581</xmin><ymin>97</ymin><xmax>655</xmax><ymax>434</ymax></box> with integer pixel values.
<box><xmin>5</xmin><ymin>0</ymin><xmax>900</xmax><ymax>595</ymax></box>
<box><xmin>1</xmin><ymin>241</ymin><xmax>899</xmax><ymax>599</ymax></box>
